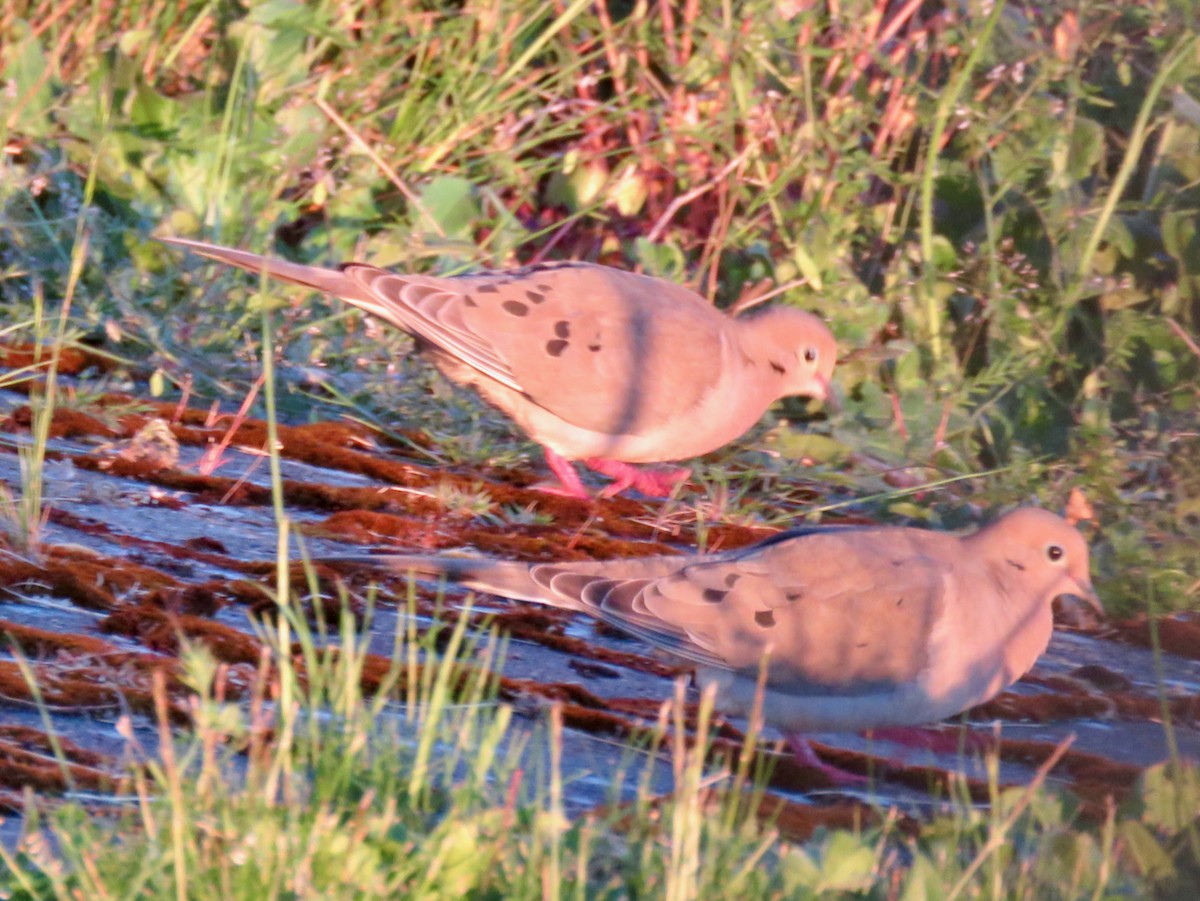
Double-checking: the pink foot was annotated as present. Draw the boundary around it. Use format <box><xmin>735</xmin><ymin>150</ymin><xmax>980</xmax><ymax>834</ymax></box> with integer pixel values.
<box><xmin>583</xmin><ymin>458</ymin><xmax>691</xmax><ymax>498</ymax></box>
<box><xmin>785</xmin><ymin>735</ymin><xmax>868</xmax><ymax>786</ymax></box>
<box><xmin>866</xmin><ymin>726</ymin><xmax>992</xmax><ymax>755</ymax></box>
<box><xmin>540</xmin><ymin>449</ymin><xmax>591</xmax><ymax>500</ymax></box>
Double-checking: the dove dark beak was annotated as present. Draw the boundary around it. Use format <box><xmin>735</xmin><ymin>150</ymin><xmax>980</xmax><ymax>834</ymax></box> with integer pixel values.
<box><xmin>1069</xmin><ymin>578</ymin><xmax>1104</xmax><ymax>617</ymax></box>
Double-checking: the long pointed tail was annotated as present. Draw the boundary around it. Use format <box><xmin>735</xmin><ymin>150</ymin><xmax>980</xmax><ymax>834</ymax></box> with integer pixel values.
<box><xmin>161</xmin><ymin>236</ymin><xmax>373</xmax><ymax>303</ymax></box>
<box><xmin>325</xmin><ymin>553</ymin><xmax>572</xmax><ymax>609</ymax></box>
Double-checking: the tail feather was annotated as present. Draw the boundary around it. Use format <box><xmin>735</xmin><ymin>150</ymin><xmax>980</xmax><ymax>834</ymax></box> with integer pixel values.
<box><xmin>325</xmin><ymin>553</ymin><xmax>574</xmax><ymax>610</ymax></box>
<box><xmin>160</xmin><ymin>236</ymin><xmax>372</xmax><ymax>304</ymax></box>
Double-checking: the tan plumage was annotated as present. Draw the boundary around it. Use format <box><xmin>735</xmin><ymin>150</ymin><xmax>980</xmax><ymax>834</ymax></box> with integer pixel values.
<box><xmin>327</xmin><ymin>508</ymin><xmax>1100</xmax><ymax>734</ymax></box>
<box><xmin>162</xmin><ymin>237</ymin><xmax>837</xmax><ymax>498</ymax></box>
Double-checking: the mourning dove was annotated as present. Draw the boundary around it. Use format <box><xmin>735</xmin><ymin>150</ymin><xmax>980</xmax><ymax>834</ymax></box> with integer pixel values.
<box><xmin>162</xmin><ymin>237</ymin><xmax>837</xmax><ymax>499</ymax></box>
<box><xmin>328</xmin><ymin>507</ymin><xmax>1099</xmax><ymax>777</ymax></box>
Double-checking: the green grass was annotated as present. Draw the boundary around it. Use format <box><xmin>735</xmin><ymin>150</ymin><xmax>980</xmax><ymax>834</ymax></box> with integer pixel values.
<box><xmin>0</xmin><ymin>578</ymin><xmax>1197</xmax><ymax>899</ymax></box>
<box><xmin>3</xmin><ymin>0</ymin><xmax>1200</xmax><ymax>895</ymax></box>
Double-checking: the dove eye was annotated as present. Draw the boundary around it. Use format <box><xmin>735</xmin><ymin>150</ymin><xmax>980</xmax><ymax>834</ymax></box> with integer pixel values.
<box><xmin>1046</xmin><ymin>544</ymin><xmax>1064</xmax><ymax>563</ymax></box>
<box><xmin>803</xmin><ymin>347</ymin><xmax>818</xmax><ymax>363</ymax></box>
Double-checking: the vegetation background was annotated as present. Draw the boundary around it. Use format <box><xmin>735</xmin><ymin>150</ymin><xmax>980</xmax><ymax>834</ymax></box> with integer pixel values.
<box><xmin>4</xmin><ymin>0</ymin><xmax>1200</xmax><ymax>612</ymax></box>
<box><xmin>2</xmin><ymin>0</ymin><xmax>1200</xmax><ymax>897</ymax></box>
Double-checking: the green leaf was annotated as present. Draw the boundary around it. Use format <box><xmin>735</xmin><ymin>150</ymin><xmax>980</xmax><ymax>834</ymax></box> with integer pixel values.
<box><xmin>816</xmin><ymin>831</ymin><xmax>876</xmax><ymax>892</ymax></box>
<box><xmin>792</xmin><ymin>244</ymin><xmax>824</xmax><ymax>291</ymax></box>
<box><xmin>1119</xmin><ymin>820</ymin><xmax>1176</xmax><ymax>881</ymax></box>
<box><xmin>609</xmin><ymin>163</ymin><xmax>648</xmax><ymax>216</ymax></box>
<box><xmin>1140</xmin><ymin>761</ymin><xmax>1200</xmax><ymax>833</ymax></box>
<box><xmin>2</xmin><ymin>20</ymin><xmax>56</xmax><ymax>137</ymax></box>
<box><xmin>1162</xmin><ymin>210</ymin><xmax>1200</xmax><ymax>274</ymax></box>
<box><xmin>928</xmin><ymin>235</ymin><xmax>958</xmax><ymax>273</ymax></box>
<box><xmin>1067</xmin><ymin>117</ymin><xmax>1105</xmax><ymax>180</ymax></box>
<box><xmin>769</xmin><ymin>429</ymin><xmax>851</xmax><ymax>465</ymax></box>
<box><xmin>130</xmin><ymin>83</ymin><xmax>178</xmax><ymax>139</ymax></box>
<box><xmin>901</xmin><ymin>854</ymin><xmax>947</xmax><ymax>901</ymax></box>
<box><xmin>632</xmin><ymin>238</ymin><xmax>686</xmax><ymax>281</ymax></box>
<box><xmin>779</xmin><ymin>845</ymin><xmax>821</xmax><ymax>888</ymax></box>
<box><xmin>416</xmin><ymin>176</ymin><xmax>480</xmax><ymax>240</ymax></box>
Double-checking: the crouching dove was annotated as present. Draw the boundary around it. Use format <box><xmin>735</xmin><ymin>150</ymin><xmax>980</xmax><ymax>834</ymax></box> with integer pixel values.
<box><xmin>162</xmin><ymin>237</ymin><xmax>837</xmax><ymax>499</ymax></box>
<box><xmin>327</xmin><ymin>507</ymin><xmax>1099</xmax><ymax>780</ymax></box>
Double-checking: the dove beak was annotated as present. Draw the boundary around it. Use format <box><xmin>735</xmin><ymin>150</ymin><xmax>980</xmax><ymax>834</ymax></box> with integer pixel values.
<box><xmin>814</xmin><ymin>374</ymin><xmax>841</xmax><ymax>410</ymax></box>
<box><xmin>1068</xmin><ymin>577</ymin><xmax>1104</xmax><ymax>617</ymax></box>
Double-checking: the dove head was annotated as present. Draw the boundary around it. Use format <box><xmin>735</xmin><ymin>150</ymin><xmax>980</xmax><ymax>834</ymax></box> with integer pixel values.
<box><xmin>739</xmin><ymin>306</ymin><xmax>838</xmax><ymax>402</ymax></box>
<box><xmin>972</xmin><ymin>508</ymin><xmax>1100</xmax><ymax>613</ymax></box>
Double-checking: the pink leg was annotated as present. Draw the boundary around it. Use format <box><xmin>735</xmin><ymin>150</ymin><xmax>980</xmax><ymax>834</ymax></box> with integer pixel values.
<box><xmin>785</xmin><ymin>735</ymin><xmax>868</xmax><ymax>786</ymax></box>
<box><xmin>866</xmin><ymin>726</ymin><xmax>992</xmax><ymax>754</ymax></box>
<box><xmin>539</xmin><ymin>449</ymin><xmax>591</xmax><ymax>500</ymax></box>
<box><xmin>584</xmin><ymin>458</ymin><xmax>691</xmax><ymax>498</ymax></box>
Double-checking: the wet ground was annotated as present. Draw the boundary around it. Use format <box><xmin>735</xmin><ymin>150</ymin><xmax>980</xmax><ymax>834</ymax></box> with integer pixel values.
<box><xmin>1</xmin><ymin>347</ymin><xmax>1198</xmax><ymax>841</ymax></box>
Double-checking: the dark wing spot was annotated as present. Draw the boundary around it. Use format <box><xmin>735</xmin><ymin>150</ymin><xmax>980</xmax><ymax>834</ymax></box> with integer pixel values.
<box><xmin>537</xmin><ymin>284</ymin><xmax>552</xmax><ymax>291</ymax></box>
<box><xmin>1005</xmin><ymin>559</ymin><xmax>1026</xmax><ymax>572</ymax></box>
<box><xmin>502</xmin><ymin>300</ymin><xmax>529</xmax><ymax>317</ymax></box>
<box><xmin>701</xmin><ymin>588</ymin><xmax>726</xmax><ymax>604</ymax></box>
<box><xmin>462</xmin><ymin>295</ymin><xmax>478</xmax><ymax>308</ymax></box>
<box><xmin>785</xmin><ymin>590</ymin><xmax>805</xmax><ymax>603</ymax></box>
<box><xmin>896</xmin><ymin>597</ymin><xmax>904</xmax><ymax>606</ymax></box>
<box><xmin>526</xmin><ymin>290</ymin><xmax>546</xmax><ymax>304</ymax></box>
<box><xmin>554</xmin><ymin>320</ymin><xmax>570</xmax><ymax>339</ymax></box>
<box><xmin>588</xmin><ymin>343</ymin><xmax>602</xmax><ymax>352</ymax></box>
<box><xmin>545</xmin><ymin>339</ymin><xmax>568</xmax><ymax>357</ymax></box>
<box><xmin>477</xmin><ymin>284</ymin><xmax>500</xmax><ymax>294</ymax></box>
<box><xmin>724</xmin><ymin>573</ymin><xmax>741</xmax><ymax>588</ymax></box>
<box><xmin>754</xmin><ymin>610</ymin><xmax>776</xmax><ymax>628</ymax></box>
<box><xmin>769</xmin><ymin>361</ymin><xmax>787</xmax><ymax>375</ymax></box>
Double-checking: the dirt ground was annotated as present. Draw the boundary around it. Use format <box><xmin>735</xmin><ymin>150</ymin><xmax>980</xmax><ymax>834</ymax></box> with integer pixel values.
<box><xmin>1</xmin><ymin>350</ymin><xmax>1198</xmax><ymax>840</ymax></box>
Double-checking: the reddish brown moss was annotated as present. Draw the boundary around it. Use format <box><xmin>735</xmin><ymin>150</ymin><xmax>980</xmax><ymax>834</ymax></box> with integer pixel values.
<box><xmin>0</xmin><ymin>555</ymin><xmax>119</xmax><ymax>611</ymax></box>
<box><xmin>1110</xmin><ymin>615</ymin><xmax>1200</xmax><ymax>662</ymax></box>
<box><xmin>0</xmin><ymin>342</ymin><xmax>114</xmax><ymax>376</ymax></box>
<box><xmin>5</xmin><ymin>405</ymin><xmax>120</xmax><ymax>440</ymax></box>
<box><xmin>314</xmin><ymin>510</ymin><xmax>452</xmax><ymax>545</ymax></box>
<box><xmin>101</xmin><ymin>606</ymin><xmax>266</xmax><ymax>666</ymax></box>
<box><xmin>0</xmin><ymin>659</ymin><xmax>177</xmax><ymax>721</ymax></box>
<box><xmin>0</xmin><ymin>619</ymin><xmax>118</xmax><ymax>657</ymax></box>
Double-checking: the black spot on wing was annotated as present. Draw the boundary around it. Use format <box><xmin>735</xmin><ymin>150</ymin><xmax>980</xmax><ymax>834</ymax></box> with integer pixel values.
<box><xmin>546</xmin><ymin>339</ymin><xmax>568</xmax><ymax>357</ymax></box>
<box><xmin>701</xmin><ymin>588</ymin><xmax>726</xmax><ymax>604</ymax></box>
<box><xmin>724</xmin><ymin>573</ymin><xmax>741</xmax><ymax>588</ymax></box>
<box><xmin>526</xmin><ymin>290</ymin><xmax>546</xmax><ymax>304</ymax></box>
<box><xmin>477</xmin><ymin>284</ymin><xmax>499</xmax><ymax>294</ymax></box>
<box><xmin>502</xmin><ymin>300</ymin><xmax>529</xmax><ymax>317</ymax></box>
<box><xmin>554</xmin><ymin>320</ymin><xmax>570</xmax><ymax>339</ymax></box>
<box><xmin>588</xmin><ymin>342</ymin><xmax>601</xmax><ymax>352</ymax></box>
<box><xmin>754</xmin><ymin>610</ymin><xmax>776</xmax><ymax>628</ymax></box>
<box><xmin>463</xmin><ymin>295</ymin><xmax>477</xmax><ymax>307</ymax></box>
